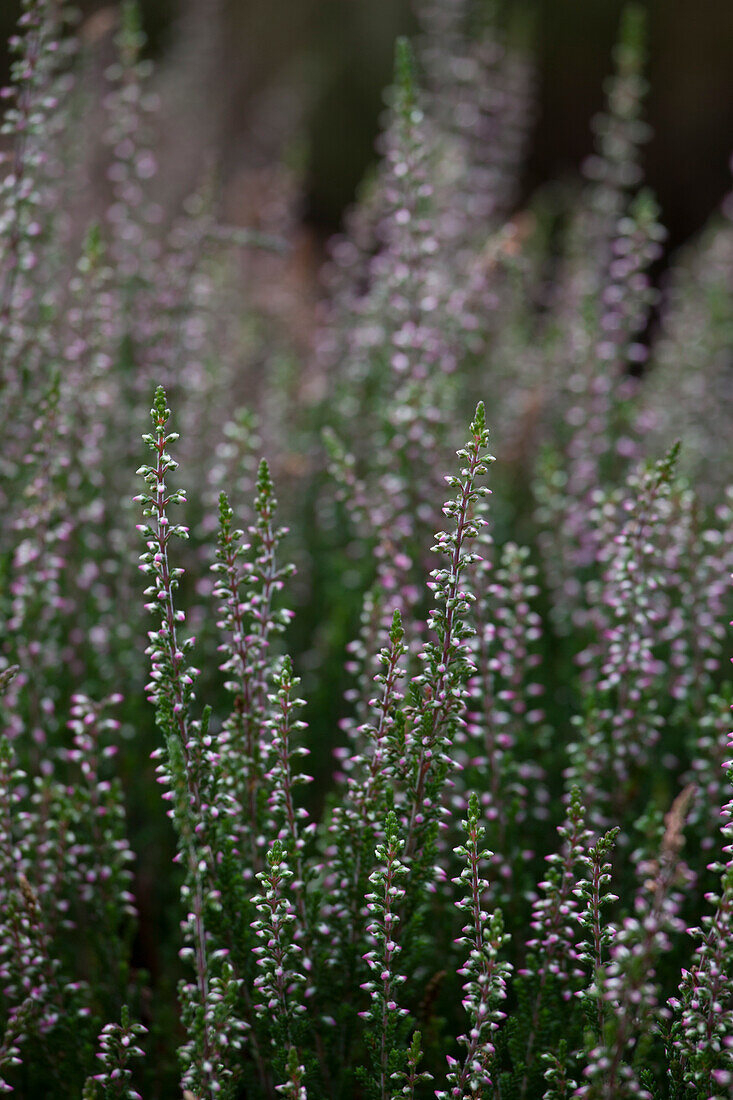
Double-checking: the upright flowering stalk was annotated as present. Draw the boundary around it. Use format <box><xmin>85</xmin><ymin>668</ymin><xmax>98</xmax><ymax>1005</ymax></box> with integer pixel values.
<box><xmin>212</xmin><ymin>463</ymin><xmax>295</xmax><ymax>877</ymax></box>
<box><xmin>558</xmin><ymin>192</ymin><xmax>664</xmax><ymax>549</ymax></box>
<box><xmin>251</xmin><ymin>841</ymin><xmax>308</xmax><ymax>1091</ymax></box>
<box><xmin>541</xmin><ymin>1041</ymin><xmax>579</xmax><ymax>1100</ymax></box>
<box><xmin>640</xmin><ymin>177</ymin><xmax>733</xmax><ymax>501</ymax></box>
<box><xmin>135</xmin><ymin>387</ymin><xmax>244</xmax><ymax>1099</ymax></box>
<box><xmin>103</xmin><ymin>1</ymin><xmax>160</xmax><ymax>291</ymax></box>
<box><xmin>323</xmin><ymin>38</ymin><xmax>468</xmax><ymax>655</ymax></box>
<box><xmin>390</xmin><ymin>1030</ymin><xmax>433</xmax><ymax>1099</ymax></box>
<box><xmin>416</xmin><ymin>0</ymin><xmax>533</xmax><ymax>237</ymax></box>
<box><xmin>325</xmin><ymin>608</ymin><xmax>408</xmax><ymax>960</ymax></box>
<box><xmin>0</xmin><ymin>0</ymin><xmax>74</xmax><ymax>618</ymax></box>
<box><xmin>578</xmin><ymin>788</ymin><xmax>694</xmax><ymax>1098</ymax></box>
<box><xmin>360</xmin><ymin>810</ymin><xmax>411</xmax><ymax>1100</ymax></box>
<box><xmin>535</xmin><ymin>6</ymin><xmax>664</xmax><ymax>629</ymax></box>
<box><xmin>438</xmin><ymin>793</ymin><xmax>511</xmax><ymax>1099</ymax></box>
<box><xmin>0</xmin><ymin>0</ymin><xmax>66</xmax><ymax>344</ymax></box>
<box><xmin>3</xmin><ymin>372</ymin><xmax>73</xmax><ymax>754</ymax></box>
<box><xmin>263</xmin><ymin>656</ymin><xmax>314</xmax><ymax>942</ymax></box>
<box><xmin>683</xmin><ymin>690</ymin><xmax>733</xmax><ymax>857</ymax></box>
<box><xmin>83</xmin><ymin>1005</ymin><xmax>146</xmax><ymax>1100</ymax></box>
<box><xmin>62</xmin><ymin>692</ymin><xmax>137</xmax><ymax>1003</ymax></box>
<box><xmin>565</xmin><ymin>446</ymin><xmax>681</xmax><ymax>827</ymax></box>
<box><xmin>667</xmin><ymin>606</ymin><xmax>733</xmax><ymax>1096</ymax></box>
<box><xmin>667</xmin><ymin>884</ymin><xmax>733</xmax><ymax>1098</ymax></box>
<box><xmin>573</xmin><ymin>828</ymin><xmax>621</xmax><ymax>1045</ymax></box>
<box><xmin>461</xmin><ymin>538</ymin><xmax>546</xmax><ymax>902</ymax></box>
<box><xmin>659</xmin><ymin>487</ymin><xmax>733</xmax><ymax>714</ymax></box>
<box><xmin>516</xmin><ymin>788</ymin><xmax>591</xmax><ymax>1098</ymax></box>
<box><xmin>401</xmin><ymin>402</ymin><xmax>493</xmax><ymax>882</ymax></box>
<box><xmin>275</xmin><ymin>1046</ymin><xmax>308</xmax><ymax>1100</ymax></box>
<box><xmin>415</xmin><ymin>0</ymin><xmax>535</xmax><ymax>376</ymax></box>
<box><xmin>0</xmin><ymin>727</ymin><xmax>106</xmax><ymax>1090</ymax></box>
<box><xmin>581</xmin><ymin>4</ymin><xmax>650</xmax><ymax>254</ymax></box>
<box><xmin>0</xmin><ymin>736</ymin><xmax>58</xmax><ymax>1086</ymax></box>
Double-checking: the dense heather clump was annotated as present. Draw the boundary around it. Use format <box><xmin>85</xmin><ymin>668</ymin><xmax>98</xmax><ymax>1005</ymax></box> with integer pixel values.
<box><xmin>0</xmin><ymin>2</ymin><xmax>732</xmax><ymax>1098</ymax></box>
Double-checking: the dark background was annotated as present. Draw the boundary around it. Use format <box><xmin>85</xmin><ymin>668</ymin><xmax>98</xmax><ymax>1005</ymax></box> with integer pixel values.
<box><xmin>2</xmin><ymin>0</ymin><xmax>732</xmax><ymax>250</ymax></box>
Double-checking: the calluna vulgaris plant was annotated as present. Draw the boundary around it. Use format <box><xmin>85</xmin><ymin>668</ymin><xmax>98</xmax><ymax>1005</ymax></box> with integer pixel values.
<box><xmin>1</xmin><ymin>0</ymin><xmax>732</xmax><ymax>1097</ymax></box>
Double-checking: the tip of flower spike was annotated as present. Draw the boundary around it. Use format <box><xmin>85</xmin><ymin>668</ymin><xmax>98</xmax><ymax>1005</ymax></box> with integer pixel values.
<box><xmin>256</xmin><ymin>458</ymin><xmax>274</xmax><ymax>500</ymax></box>
<box><xmin>267</xmin><ymin>839</ymin><xmax>284</xmax><ymax>867</ymax></box>
<box><xmin>471</xmin><ymin>401</ymin><xmax>487</xmax><ymax>439</ymax></box>
<box><xmin>121</xmin><ymin>0</ymin><xmax>145</xmax><ymax>47</ymax></box>
<box><xmin>394</xmin><ymin>36</ymin><xmax>417</xmax><ymax>114</ymax></box>
<box><xmin>82</xmin><ymin>221</ymin><xmax>103</xmax><ymax>266</ymax></box>
<box><xmin>390</xmin><ymin>608</ymin><xmax>404</xmax><ymax>646</ymax></box>
<box><xmin>151</xmin><ymin>386</ymin><xmax>170</xmax><ymax>426</ymax></box>
<box><xmin>616</xmin><ymin>2</ymin><xmax>647</xmax><ymax>68</ymax></box>
<box><xmin>655</xmin><ymin>439</ymin><xmax>681</xmax><ymax>485</ymax></box>
<box><xmin>629</xmin><ymin>187</ymin><xmax>662</xmax><ymax>230</ymax></box>
<box><xmin>218</xmin><ymin>490</ymin><xmax>232</xmax><ymax>527</ymax></box>
<box><xmin>384</xmin><ymin>809</ymin><xmax>400</xmax><ymax>846</ymax></box>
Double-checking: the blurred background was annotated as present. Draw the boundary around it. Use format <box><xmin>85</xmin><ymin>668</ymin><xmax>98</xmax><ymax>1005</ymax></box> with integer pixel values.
<box><xmin>2</xmin><ymin>0</ymin><xmax>733</xmax><ymax>253</ymax></box>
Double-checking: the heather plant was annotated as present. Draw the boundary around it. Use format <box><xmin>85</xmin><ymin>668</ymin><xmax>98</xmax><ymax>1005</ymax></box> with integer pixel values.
<box><xmin>1</xmin><ymin>0</ymin><xmax>733</xmax><ymax>1098</ymax></box>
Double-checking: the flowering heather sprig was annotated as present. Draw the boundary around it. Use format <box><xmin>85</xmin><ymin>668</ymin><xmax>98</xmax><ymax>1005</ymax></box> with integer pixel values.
<box><xmin>103</xmin><ymin>1</ymin><xmax>161</xmax><ymax>287</ymax></box>
<box><xmin>0</xmin><ymin>740</ymin><xmax>58</xmax><ymax>1081</ymax></box>
<box><xmin>517</xmin><ymin>788</ymin><xmax>591</xmax><ymax>1096</ymax></box>
<box><xmin>658</xmin><ymin>488</ymin><xmax>733</xmax><ymax>711</ymax></box>
<box><xmin>61</xmin><ymin>692</ymin><xmax>137</xmax><ymax>1000</ymax></box>
<box><xmin>667</xmin><ymin>887</ymin><xmax>733</xmax><ymax>1098</ymax></box>
<box><xmin>667</xmin><ymin>617</ymin><xmax>733</xmax><ymax>1096</ymax></box>
<box><xmin>3</xmin><ymin>370</ymin><xmax>74</xmax><ymax>751</ymax></box>
<box><xmin>84</xmin><ymin>1005</ymin><xmax>146</xmax><ymax>1100</ymax></box>
<box><xmin>134</xmin><ymin>387</ymin><xmax>197</xmax><ymax>743</ymax></box>
<box><xmin>251</xmin><ymin>842</ymin><xmax>307</xmax><ymax>1074</ymax></box>
<box><xmin>263</xmin><ymin>657</ymin><xmax>313</xmax><ymax>934</ymax></box>
<box><xmin>212</xmin><ymin>469</ymin><xmax>294</xmax><ymax>875</ymax></box>
<box><xmin>100</xmin><ymin>0</ymin><xmax>226</xmax><ymax>450</ymax></box>
<box><xmin>178</xmin><ymin>959</ymin><xmax>248</xmax><ymax>1100</ymax></box>
<box><xmin>593</xmin><ymin>190</ymin><xmax>662</xmax><ymax>381</ymax></box>
<box><xmin>578</xmin><ymin>788</ymin><xmax>694</xmax><ymax>1098</ymax></box>
<box><xmin>439</xmin><ymin>793</ymin><xmax>511</xmax><ymax>1099</ymax></box>
<box><xmin>573</xmin><ymin>827</ymin><xmax>621</xmax><ymax>1042</ymax></box>
<box><xmin>683</xmin><ymin>690</ymin><xmax>733</xmax><ymax>854</ymax></box>
<box><xmin>1</xmin><ymin>687</ymin><xmax>142</xmax><ymax>1088</ymax></box>
<box><xmin>360</xmin><ymin>810</ymin><xmax>410</xmax><ymax>1100</ymax></box>
<box><xmin>540</xmin><ymin>1041</ymin><xmax>580</xmax><ymax>1100</ymax></box>
<box><xmin>582</xmin><ymin>4</ymin><xmax>650</xmax><ymax>233</ymax></box>
<box><xmin>461</xmin><ymin>538</ymin><xmax>546</xmax><ymax>898</ymax></box>
<box><xmin>639</xmin><ymin>169</ymin><xmax>733</xmax><ymax>499</ymax></box>
<box><xmin>0</xmin><ymin>739</ymin><xmax>81</xmax><ymax>1088</ymax></box>
<box><xmin>323</xmin><ymin>36</ymin><xmax>445</xmax><ymax>415</ymax></box>
<box><xmin>323</xmin><ymin>40</ymin><xmax>469</xmax><ymax>636</ymax></box>
<box><xmin>415</xmin><ymin>0</ymin><xmax>535</xmax><ymax>372</ymax></box>
<box><xmin>551</xmin><ymin>2</ymin><xmax>651</xmax><ymax>357</ymax></box>
<box><xmin>401</xmin><ymin>402</ymin><xmax>493</xmax><ymax>875</ymax></box>
<box><xmin>566</xmin><ymin>446</ymin><xmax>681</xmax><ymax>826</ymax></box>
<box><xmin>135</xmin><ymin>387</ymin><xmax>245</xmax><ymax>1097</ymax></box>
<box><xmin>333</xmin><ymin>586</ymin><xmax>388</xmax><ymax>765</ymax></box>
<box><xmin>417</xmin><ymin>0</ymin><xmax>533</xmax><ymax>235</ymax></box>
<box><xmin>327</xmin><ymin>609</ymin><xmax>408</xmax><ymax>950</ymax></box>
<box><xmin>390</xmin><ymin>1029</ymin><xmax>433</xmax><ymax>1099</ymax></box>
<box><xmin>275</xmin><ymin>1045</ymin><xmax>308</xmax><ymax>1100</ymax></box>
<box><xmin>0</xmin><ymin>0</ymin><xmax>65</xmax><ymax>339</ymax></box>
<box><xmin>557</xmin><ymin>192</ymin><xmax>665</xmax><ymax>559</ymax></box>
<box><xmin>534</xmin><ymin>6</ymin><xmax>662</xmax><ymax>628</ymax></box>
